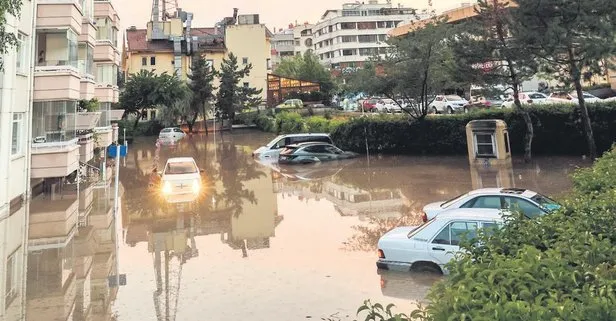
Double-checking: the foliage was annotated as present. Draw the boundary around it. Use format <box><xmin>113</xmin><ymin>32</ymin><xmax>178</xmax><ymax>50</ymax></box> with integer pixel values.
<box><xmin>514</xmin><ymin>0</ymin><xmax>616</xmax><ymax>159</ymax></box>
<box><xmin>187</xmin><ymin>54</ymin><xmax>216</xmax><ymax>132</ymax></box>
<box><xmin>215</xmin><ymin>53</ymin><xmax>262</xmax><ymax>121</ymax></box>
<box><xmin>234</xmin><ymin>111</ymin><xmax>259</xmax><ymax>125</ymax></box>
<box><xmin>117</xmin><ymin>119</ymin><xmax>164</xmax><ymax>137</ymax></box>
<box><xmin>356</xmin><ymin>145</ymin><xmax>616</xmax><ymax>321</ymax></box>
<box><xmin>0</xmin><ymin>0</ymin><xmax>21</xmax><ymax>71</ymax></box>
<box><xmin>452</xmin><ymin>0</ymin><xmax>538</xmax><ymax>161</ymax></box>
<box><xmin>255</xmin><ymin>112</ymin><xmax>346</xmax><ymax>134</ymax></box>
<box><xmin>78</xmin><ymin>98</ymin><xmax>100</xmax><ymax>112</ymax></box>
<box><xmin>274</xmin><ymin>51</ymin><xmax>336</xmax><ymax>97</ymax></box>
<box><xmin>284</xmin><ymin>91</ymin><xmax>327</xmax><ymax>102</ymax></box>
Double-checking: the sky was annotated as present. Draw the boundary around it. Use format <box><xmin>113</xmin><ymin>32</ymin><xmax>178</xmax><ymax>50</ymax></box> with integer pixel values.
<box><xmin>114</xmin><ymin>0</ymin><xmax>468</xmax><ymax>33</ymax></box>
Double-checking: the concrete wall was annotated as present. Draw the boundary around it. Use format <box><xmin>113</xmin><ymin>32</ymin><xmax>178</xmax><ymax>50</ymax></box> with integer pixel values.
<box><xmin>125</xmin><ymin>51</ymin><xmax>191</xmax><ymax>80</ymax></box>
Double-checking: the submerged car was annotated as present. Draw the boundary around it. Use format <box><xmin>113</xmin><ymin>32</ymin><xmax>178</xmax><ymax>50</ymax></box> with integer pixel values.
<box><xmin>252</xmin><ymin>133</ymin><xmax>333</xmax><ymax>160</ymax></box>
<box><xmin>159</xmin><ymin>127</ymin><xmax>186</xmax><ymax>140</ymax></box>
<box><xmin>278</xmin><ymin>142</ymin><xmax>358</xmax><ymax>164</ymax></box>
<box><xmin>377</xmin><ymin>208</ymin><xmax>504</xmax><ymax>274</ymax></box>
<box><xmin>160</xmin><ymin>157</ymin><xmax>203</xmax><ymax>203</ymax></box>
<box><xmin>421</xmin><ymin>188</ymin><xmax>561</xmax><ymax>222</ymax></box>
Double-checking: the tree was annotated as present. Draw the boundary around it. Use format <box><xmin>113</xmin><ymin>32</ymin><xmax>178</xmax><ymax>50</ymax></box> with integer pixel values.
<box><xmin>215</xmin><ymin>52</ymin><xmax>262</xmax><ymax>123</ymax></box>
<box><xmin>356</xmin><ymin>19</ymin><xmax>457</xmax><ymax>120</ymax></box>
<box><xmin>451</xmin><ymin>0</ymin><xmax>538</xmax><ymax>162</ymax></box>
<box><xmin>187</xmin><ymin>54</ymin><xmax>216</xmax><ymax>133</ymax></box>
<box><xmin>275</xmin><ymin>51</ymin><xmax>336</xmax><ymax>97</ymax></box>
<box><xmin>119</xmin><ymin>70</ymin><xmax>188</xmax><ymax>130</ymax></box>
<box><xmin>515</xmin><ymin>0</ymin><xmax>616</xmax><ymax>159</ymax></box>
<box><xmin>0</xmin><ymin>0</ymin><xmax>21</xmax><ymax>71</ymax></box>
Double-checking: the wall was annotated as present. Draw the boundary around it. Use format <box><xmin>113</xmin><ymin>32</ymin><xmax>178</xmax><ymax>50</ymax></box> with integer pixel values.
<box><xmin>225</xmin><ymin>24</ymin><xmax>271</xmax><ymax>99</ymax></box>
<box><xmin>125</xmin><ymin>51</ymin><xmax>192</xmax><ymax>80</ymax></box>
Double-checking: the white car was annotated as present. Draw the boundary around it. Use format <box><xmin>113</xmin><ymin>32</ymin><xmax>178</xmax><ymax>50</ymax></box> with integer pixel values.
<box><xmin>159</xmin><ymin>127</ymin><xmax>186</xmax><ymax>140</ymax></box>
<box><xmin>376</xmin><ymin>208</ymin><xmax>504</xmax><ymax>274</ymax></box>
<box><xmin>429</xmin><ymin>95</ymin><xmax>469</xmax><ymax>114</ymax></box>
<box><xmin>375</xmin><ymin>99</ymin><xmax>396</xmax><ymax>113</ymax></box>
<box><xmin>502</xmin><ymin>92</ymin><xmax>551</xmax><ymax>108</ymax></box>
<box><xmin>252</xmin><ymin>133</ymin><xmax>333</xmax><ymax>160</ymax></box>
<box><xmin>549</xmin><ymin>91</ymin><xmax>603</xmax><ymax>104</ymax></box>
<box><xmin>422</xmin><ymin>187</ymin><xmax>561</xmax><ymax>222</ymax></box>
<box><xmin>160</xmin><ymin>157</ymin><xmax>203</xmax><ymax>203</ymax></box>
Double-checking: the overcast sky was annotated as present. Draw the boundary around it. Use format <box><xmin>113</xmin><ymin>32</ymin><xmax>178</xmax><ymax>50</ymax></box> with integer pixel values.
<box><xmin>114</xmin><ymin>0</ymin><xmax>468</xmax><ymax>33</ymax></box>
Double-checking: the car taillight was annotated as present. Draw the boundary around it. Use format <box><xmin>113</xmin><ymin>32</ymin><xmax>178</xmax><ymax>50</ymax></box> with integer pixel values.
<box><xmin>377</xmin><ymin>249</ymin><xmax>385</xmax><ymax>259</ymax></box>
<box><xmin>485</xmin><ymin>101</ymin><xmax>491</xmax><ymax>107</ymax></box>
<box><xmin>421</xmin><ymin>212</ymin><xmax>428</xmax><ymax>222</ymax></box>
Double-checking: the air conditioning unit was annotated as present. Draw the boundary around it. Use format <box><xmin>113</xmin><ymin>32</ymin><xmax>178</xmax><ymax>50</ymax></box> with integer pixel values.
<box><xmin>238</xmin><ymin>14</ymin><xmax>259</xmax><ymax>25</ymax></box>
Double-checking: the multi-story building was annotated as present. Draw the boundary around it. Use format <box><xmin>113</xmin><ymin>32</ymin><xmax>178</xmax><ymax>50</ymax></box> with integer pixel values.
<box><xmin>270</xmin><ymin>22</ymin><xmax>315</xmax><ymax>70</ymax></box>
<box><xmin>312</xmin><ymin>0</ymin><xmax>418</xmax><ymax>70</ymax></box>
<box><xmin>124</xmin><ymin>10</ymin><xmax>272</xmax><ymax>104</ymax></box>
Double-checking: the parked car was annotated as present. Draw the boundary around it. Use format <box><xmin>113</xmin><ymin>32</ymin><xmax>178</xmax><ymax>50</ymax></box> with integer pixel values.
<box><xmin>375</xmin><ymin>98</ymin><xmax>396</xmax><ymax>113</ymax></box>
<box><xmin>276</xmin><ymin>99</ymin><xmax>303</xmax><ymax>109</ymax></box>
<box><xmin>160</xmin><ymin>157</ymin><xmax>204</xmax><ymax>203</ymax></box>
<box><xmin>469</xmin><ymin>96</ymin><xmax>504</xmax><ymax>110</ymax></box>
<box><xmin>376</xmin><ymin>208</ymin><xmax>504</xmax><ymax>274</ymax></box>
<box><xmin>429</xmin><ymin>95</ymin><xmax>469</xmax><ymax>114</ymax></box>
<box><xmin>362</xmin><ymin>98</ymin><xmax>378</xmax><ymax>112</ymax></box>
<box><xmin>422</xmin><ymin>187</ymin><xmax>561</xmax><ymax>222</ymax></box>
<box><xmin>549</xmin><ymin>91</ymin><xmax>603</xmax><ymax>104</ymax></box>
<box><xmin>502</xmin><ymin>92</ymin><xmax>550</xmax><ymax>108</ymax></box>
<box><xmin>604</xmin><ymin>96</ymin><xmax>616</xmax><ymax>102</ymax></box>
<box><xmin>252</xmin><ymin>133</ymin><xmax>333</xmax><ymax>160</ymax></box>
<box><xmin>278</xmin><ymin>142</ymin><xmax>359</xmax><ymax>164</ymax></box>
<box><xmin>159</xmin><ymin>127</ymin><xmax>186</xmax><ymax>140</ymax></box>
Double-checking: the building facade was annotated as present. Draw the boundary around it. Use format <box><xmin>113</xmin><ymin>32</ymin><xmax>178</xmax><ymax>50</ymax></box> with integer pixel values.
<box><xmin>270</xmin><ymin>23</ymin><xmax>315</xmax><ymax>70</ymax></box>
<box><xmin>124</xmin><ymin>12</ymin><xmax>272</xmax><ymax>104</ymax></box>
<box><xmin>312</xmin><ymin>0</ymin><xmax>418</xmax><ymax>70</ymax></box>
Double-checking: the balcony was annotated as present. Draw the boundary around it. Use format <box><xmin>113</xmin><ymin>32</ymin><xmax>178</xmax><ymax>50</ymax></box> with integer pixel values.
<box><xmin>94</xmin><ymin>1</ymin><xmax>116</xmax><ymax>21</ymax></box>
<box><xmin>28</xmin><ymin>196</ymin><xmax>78</xmax><ymax>246</ymax></box>
<box><xmin>80</xmin><ymin>18</ymin><xmax>96</xmax><ymax>45</ymax></box>
<box><xmin>78</xmin><ymin>133</ymin><xmax>94</xmax><ymax>162</ymax></box>
<box><xmin>36</xmin><ymin>0</ymin><xmax>83</xmax><ymax>32</ymax></box>
<box><xmin>94</xmin><ymin>40</ymin><xmax>114</xmax><ymax>62</ymax></box>
<box><xmin>35</xmin><ymin>29</ymin><xmax>81</xmax><ymax>101</ymax></box>
<box><xmin>80</xmin><ymin>77</ymin><xmax>95</xmax><ymax>100</ymax></box>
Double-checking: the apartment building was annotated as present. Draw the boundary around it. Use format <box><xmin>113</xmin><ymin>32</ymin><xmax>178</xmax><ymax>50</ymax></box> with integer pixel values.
<box><xmin>124</xmin><ymin>11</ymin><xmax>272</xmax><ymax>103</ymax></box>
<box><xmin>312</xmin><ymin>0</ymin><xmax>419</xmax><ymax>70</ymax></box>
<box><xmin>270</xmin><ymin>23</ymin><xmax>316</xmax><ymax>70</ymax></box>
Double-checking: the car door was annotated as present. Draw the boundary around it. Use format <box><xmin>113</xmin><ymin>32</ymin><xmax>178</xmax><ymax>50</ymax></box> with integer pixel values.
<box><xmin>502</xmin><ymin>196</ymin><xmax>547</xmax><ymax>218</ymax></box>
<box><xmin>429</xmin><ymin>221</ymin><xmax>479</xmax><ymax>266</ymax></box>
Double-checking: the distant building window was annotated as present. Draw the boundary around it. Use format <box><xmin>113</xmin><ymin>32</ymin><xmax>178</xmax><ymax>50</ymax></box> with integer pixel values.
<box><xmin>242</xmin><ymin>57</ymin><xmax>248</xmax><ymax>64</ymax></box>
<box><xmin>16</xmin><ymin>33</ymin><xmax>28</xmax><ymax>74</ymax></box>
<box><xmin>150</xmin><ymin>56</ymin><xmax>156</xmax><ymax>65</ymax></box>
<box><xmin>340</xmin><ymin>22</ymin><xmax>356</xmax><ymax>30</ymax></box>
<box><xmin>206</xmin><ymin>59</ymin><xmax>214</xmax><ymax>70</ymax></box>
<box><xmin>266</xmin><ymin>58</ymin><xmax>271</xmax><ymax>70</ymax></box>
<box><xmin>141</xmin><ymin>57</ymin><xmax>147</xmax><ymax>66</ymax></box>
<box><xmin>342</xmin><ymin>49</ymin><xmax>355</xmax><ymax>56</ymax></box>
<box><xmin>243</xmin><ymin>82</ymin><xmax>249</xmax><ymax>88</ymax></box>
<box><xmin>5</xmin><ymin>249</ymin><xmax>19</xmax><ymax>306</ymax></box>
<box><xmin>295</xmin><ymin>40</ymin><xmax>300</xmax><ymax>46</ymax></box>
<box><xmin>341</xmin><ymin>36</ymin><xmax>357</xmax><ymax>43</ymax></box>
<box><xmin>11</xmin><ymin>113</ymin><xmax>24</xmax><ymax>156</ymax></box>
<box><xmin>358</xmin><ymin>35</ymin><xmax>378</xmax><ymax>43</ymax></box>
<box><xmin>474</xmin><ymin>132</ymin><xmax>496</xmax><ymax>157</ymax></box>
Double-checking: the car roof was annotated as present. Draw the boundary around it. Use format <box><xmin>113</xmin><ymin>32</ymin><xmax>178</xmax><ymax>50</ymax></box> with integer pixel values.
<box><xmin>467</xmin><ymin>188</ymin><xmax>537</xmax><ymax>198</ymax></box>
<box><xmin>435</xmin><ymin>208</ymin><xmax>504</xmax><ymax>221</ymax></box>
<box><xmin>166</xmin><ymin>157</ymin><xmax>196</xmax><ymax>163</ymax></box>
<box><xmin>286</xmin><ymin>142</ymin><xmax>333</xmax><ymax>148</ymax></box>
<box><xmin>277</xmin><ymin>133</ymin><xmax>330</xmax><ymax>138</ymax></box>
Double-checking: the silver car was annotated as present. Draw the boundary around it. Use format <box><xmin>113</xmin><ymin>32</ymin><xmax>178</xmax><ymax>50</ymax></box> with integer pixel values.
<box><xmin>278</xmin><ymin>142</ymin><xmax>358</xmax><ymax>165</ymax></box>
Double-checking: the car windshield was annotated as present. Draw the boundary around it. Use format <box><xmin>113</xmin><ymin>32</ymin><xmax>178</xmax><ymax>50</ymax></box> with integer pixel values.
<box><xmin>266</xmin><ymin>135</ymin><xmax>284</xmax><ymax>147</ymax></box>
<box><xmin>441</xmin><ymin>193</ymin><xmax>468</xmax><ymax>208</ymax></box>
<box><xmin>164</xmin><ymin>161</ymin><xmax>198</xmax><ymax>175</ymax></box>
<box><xmin>531</xmin><ymin>194</ymin><xmax>561</xmax><ymax>212</ymax></box>
<box><xmin>407</xmin><ymin>218</ymin><xmax>435</xmax><ymax>238</ymax></box>
<box><xmin>446</xmin><ymin>95</ymin><xmax>464</xmax><ymax>101</ymax></box>
<box><xmin>161</xmin><ymin>128</ymin><xmax>172</xmax><ymax>133</ymax></box>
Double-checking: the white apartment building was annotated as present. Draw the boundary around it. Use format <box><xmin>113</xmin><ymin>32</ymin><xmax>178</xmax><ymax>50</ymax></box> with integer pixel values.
<box><xmin>0</xmin><ymin>0</ymin><xmax>36</xmax><ymax>319</ymax></box>
<box><xmin>313</xmin><ymin>0</ymin><xmax>419</xmax><ymax>70</ymax></box>
<box><xmin>271</xmin><ymin>23</ymin><xmax>315</xmax><ymax>70</ymax></box>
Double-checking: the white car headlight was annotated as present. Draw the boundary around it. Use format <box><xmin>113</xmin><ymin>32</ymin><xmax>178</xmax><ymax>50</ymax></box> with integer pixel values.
<box><xmin>192</xmin><ymin>179</ymin><xmax>200</xmax><ymax>195</ymax></box>
<box><xmin>162</xmin><ymin>181</ymin><xmax>172</xmax><ymax>195</ymax></box>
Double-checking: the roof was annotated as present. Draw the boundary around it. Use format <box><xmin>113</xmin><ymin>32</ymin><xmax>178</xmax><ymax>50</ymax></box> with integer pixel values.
<box><xmin>388</xmin><ymin>1</ymin><xmax>518</xmax><ymax>37</ymax></box>
<box><xmin>285</xmin><ymin>142</ymin><xmax>333</xmax><ymax>148</ymax></box>
<box><xmin>436</xmin><ymin>208</ymin><xmax>504</xmax><ymax>221</ymax></box>
<box><xmin>125</xmin><ymin>27</ymin><xmax>224</xmax><ymax>53</ymax></box>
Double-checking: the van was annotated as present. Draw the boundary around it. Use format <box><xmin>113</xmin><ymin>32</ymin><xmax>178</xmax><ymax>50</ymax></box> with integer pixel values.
<box><xmin>252</xmin><ymin>133</ymin><xmax>333</xmax><ymax>160</ymax></box>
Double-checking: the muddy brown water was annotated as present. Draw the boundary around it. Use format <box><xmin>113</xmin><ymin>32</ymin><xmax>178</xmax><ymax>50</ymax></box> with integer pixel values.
<box><xmin>17</xmin><ymin>130</ymin><xmax>589</xmax><ymax>321</ymax></box>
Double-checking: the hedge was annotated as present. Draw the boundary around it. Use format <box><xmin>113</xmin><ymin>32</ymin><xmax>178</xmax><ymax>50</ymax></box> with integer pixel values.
<box><xmin>356</xmin><ymin>146</ymin><xmax>616</xmax><ymax>321</ymax></box>
<box><xmin>255</xmin><ymin>112</ymin><xmax>346</xmax><ymax>134</ymax></box>
<box><xmin>330</xmin><ymin>102</ymin><xmax>616</xmax><ymax>156</ymax></box>
<box><xmin>117</xmin><ymin>119</ymin><xmax>164</xmax><ymax>137</ymax></box>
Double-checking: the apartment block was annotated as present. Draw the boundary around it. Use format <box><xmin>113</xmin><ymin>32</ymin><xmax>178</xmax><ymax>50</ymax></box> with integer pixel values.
<box><xmin>312</xmin><ymin>0</ymin><xmax>420</xmax><ymax>70</ymax></box>
<box><xmin>270</xmin><ymin>23</ymin><xmax>315</xmax><ymax>70</ymax></box>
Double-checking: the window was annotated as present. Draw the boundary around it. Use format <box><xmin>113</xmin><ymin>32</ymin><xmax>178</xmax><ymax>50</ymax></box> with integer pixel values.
<box><xmin>341</xmin><ymin>35</ymin><xmax>356</xmax><ymax>43</ymax></box>
<box><xmin>340</xmin><ymin>22</ymin><xmax>356</xmax><ymax>30</ymax></box>
<box><xmin>462</xmin><ymin>196</ymin><xmax>502</xmax><ymax>209</ymax></box>
<box><xmin>242</xmin><ymin>57</ymin><xmax>248</xmax><ymax>64</ymax></box>
<box><xmin>243</xmin><ymin>82</ymin><xmax>249</xmax><ymax>88</ymax></box>
<box><xmin>359</xmin><ymin>48</ymin><xmax>378</xmax><ymax>56</ymax></box>
<box><xmin>474</xmin><ymin>132</ymin><xmax>496</xmax><ymax>157</ymax></box>
<box><xmin>432</xmin><ymin>221</ymin><xmax>478</xmax><ymax>246</ymax></box>
<box><xmin>142</xmin><ymin>57</ymin><xmax>147</xmax><ymax>66</ymax></box>
<box><xmin>481</xmin><ymin>222</ymin><xmax>500</xmax><ymax>236</ymax></box>
<box><xmin>342</xmin><ymin>49</ymin><xmax>355</xmax><ymax>56</ymax></box>
<box><xmin>504</xmin><ymin>132</ymin><xmax>510</xmax><ymax>153</ymax></box>
<box><xmin>150</xmin><ymin>56</ymin><xmax>156</xmax><ymax>66</ymax></box>
<box><xmin>5</xmin><ymin>250</ymin><xmax>18</xmax><ymax>307</ymax></box>
<box><xmin>16</xmin><ymin>33</ymin><xmax>28</xmax><ymax>74</ymax></box>
<box><xmin>164</xmin><ymin>161</ymin><xmax>198</xmax><ymax>175</ymax></box>
<box><xmin>295</xmin><ymin>40</ymin><xmax>300</xmax><ymax>46</ymax></box>
<box><xmin>206</xmin><ymin>59</ymin><xmax>214</xmax><ymax>70</ymax></box>
<box><xmin>378</xmin><ymin>34</ymin><xmax>387</xmax><ymax>42</ymax></box>
<box><xmin>528</xmin><ymin>93</ymin><xmax>546</xmax><ymax>99</ymax></box>
<box><xmin>11</xmin><ymin>113</ymin><xmax>24</xmax><ymax>156</ymax></box>
<box><xmin>503</xmin><ymin>197</ymin><xmax>545</xmax><ymax>218</ymax></box>
<box><xmin>358</xmin><ymin>35</ymin><xmax>378</xmax><ymax>43</ymax></box>
<box><xmin>96</xmin><ymin>64</ymin><xmax>117</xmax><ymax>86</ymax></box>
<box><xmin>377</xmin><ymin>21</ymin><xmax>386</xmax><ymax>28</ymax></box>
<box><xmin>357</xmin><ymin>22</ymin><xmax>377</xmax><ymax>30</ymax></box>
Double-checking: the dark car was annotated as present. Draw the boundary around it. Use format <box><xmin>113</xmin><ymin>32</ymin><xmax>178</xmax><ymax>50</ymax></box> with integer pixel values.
<box><xmin>278</xmin><ymin>142</ymin><xmax>359</xmax><ymax>165</ymax></box>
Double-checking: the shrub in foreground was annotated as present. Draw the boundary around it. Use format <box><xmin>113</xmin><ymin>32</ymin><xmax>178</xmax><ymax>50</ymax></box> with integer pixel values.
<box><xmin>355</xmin><ymin>146</ymin><xmax>616</xmax><ymax>321</ymax></box>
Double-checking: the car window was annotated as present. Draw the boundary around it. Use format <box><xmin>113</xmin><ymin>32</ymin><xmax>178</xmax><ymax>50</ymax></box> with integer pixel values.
<box><xmin>174</xmin><ymin>128</ymin><xmax>183</xmax><ymax>133</ymax></box>
<box><xmin>408</xmin><ymin>218</ymin><xmax>436</xmax><ymax>238</ymax></box>
<box><xmin>161</xmin><ymin>128</ymin><xmax>172</xmax><ymax>133</ymax></box>
<box><xmin>529</xmin><ymin>93</ymin><xmax>546</xmax><ymax>99</ymax></box>
<box><xmin>450</xmin><ymin>222</ymin><xmax>478</xmax><ymax>246</ymax></box>
<box><xmin>164</xmin><ymin>161</ymin><xmax>197</xmax><ymax>175</ymax></box>
<box><xmin>530</xmin><ymin>194</ymin><xmax>561</xmax><ymax>212</ymax></box>
<box><xmin>503</xmin><ymin>196</ymin><xmax>546</xmax><ymax>218</ymax></box>
<box><xmin>435</xmin><ymin>96</ymin><xmax>444</xmax><ymax>101</ymax></box>
<box><xmin>432</xmin><ymin>225</ymin><xmax>451</xmax><ymax>245</ymax></box>
<box><xmin>462</xmin><ymin>196</ymin><xmax>502</xmax><ymax>209</ymax></box>
<box><xmin>325</xmin><ymin>146</ymin><xmax>343</xmax><ymax>154</ymax></box>
<box><xmin>441</xmin><ymin>193</ymin><xmax>468</xmax><ymax>208</ymax></box>
<box><xmin>481</xmin><ymin>222</ymin><xmax>501</xmax><ymax>236</ymax></box>
<box><xmin>270</xmin><ymin>138</ymin><xmax>287</xmax><ymax>149</ymax></box>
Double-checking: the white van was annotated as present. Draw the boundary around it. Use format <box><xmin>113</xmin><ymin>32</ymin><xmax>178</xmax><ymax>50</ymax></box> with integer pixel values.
<box><xmin>252</xmin><ymin>133</ymin><xmax>333</xmax><ymax>160</ymax></box>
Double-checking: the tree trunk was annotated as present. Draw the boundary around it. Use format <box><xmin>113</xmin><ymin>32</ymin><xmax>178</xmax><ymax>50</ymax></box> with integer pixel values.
<box><xmin>512</xmin><ymin>85</ymin><xmax>533</xmax><ymax>163</ymax></box>
<box><xmin>133</xmin><ymin>111</ymin><xmax>141</xmax><ymax>132</ymax></box>
<box><xmin>187</xmin><ymin>113</ymin><xmax>198</xmax><ymax>134</ymax></box>
<box><xmin>568</xmin><ymin>47</ymin><xmax>597</xmax><ymax>159</ymax></box>
<box><xmin>202</xmin><ymin>105</ymin><xmax>209</xmax><ymax>136</ymax></box>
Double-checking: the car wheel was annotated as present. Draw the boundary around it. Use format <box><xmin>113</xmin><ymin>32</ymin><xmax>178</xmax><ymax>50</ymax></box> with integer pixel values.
<box><xmin>411</xmin><ymin>262</ymin><xmax>443</xmax><ymax>274</ymax></box>
<box><xmin>447</xmin><ymin>106</ymin><xmax>454</xmax><ymax>114</ymax></box>
<box><xmin>431</xmin><ymin>107</ymin><xmax>438</xmax><ymax>114</ymax></box>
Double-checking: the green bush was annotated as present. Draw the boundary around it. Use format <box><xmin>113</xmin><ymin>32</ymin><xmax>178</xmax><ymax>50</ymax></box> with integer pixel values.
<box><xmin>234</xmin><ymin>111</ymin><xmax>259</xmax><ymax>125</ymax></box>
<box><xmin>331</xmin><ymin>102</ymin><xmax>616</xmax><ymax>156</ymax></box>
<box><xmin>355</xmin><ymin>146</ymin><xmax>616</xmax><ymax>321</ymax></box>
<box><xmin>255</xmin><ymin>112</ymin><xmax>345</xmax><ymax>134</ymax></box>
<box><xmin>117</xmin><ymin>119</ymin><xmax>164</xmax><ymax>137</ymax></box>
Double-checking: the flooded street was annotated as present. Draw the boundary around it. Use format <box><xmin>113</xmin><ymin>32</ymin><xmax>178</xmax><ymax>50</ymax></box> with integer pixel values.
<box><xmin>8</xmin><ymin>130</ymin><xmax>589</xmax><ymax>321</ymax></box>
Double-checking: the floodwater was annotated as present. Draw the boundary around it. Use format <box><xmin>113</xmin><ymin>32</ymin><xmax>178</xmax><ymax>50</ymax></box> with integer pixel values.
<box><xmin>10</xmin><ymin>130</ymin><xmax>589</xmax><ymax>321</ymax></box>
